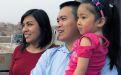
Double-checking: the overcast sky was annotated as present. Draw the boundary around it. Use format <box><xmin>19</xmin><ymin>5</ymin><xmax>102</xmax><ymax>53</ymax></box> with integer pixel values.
<box><xmin>0</xmin><ymin>0</ymin><xmax>72</xmax><ymax>26</ymax></box>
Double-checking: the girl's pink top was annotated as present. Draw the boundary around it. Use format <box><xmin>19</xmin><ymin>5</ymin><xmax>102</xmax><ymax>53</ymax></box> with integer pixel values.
<box><xmin>66</xmin><ymin>33</ymin><xmax>109</xmax><ymax>75</ymax></box>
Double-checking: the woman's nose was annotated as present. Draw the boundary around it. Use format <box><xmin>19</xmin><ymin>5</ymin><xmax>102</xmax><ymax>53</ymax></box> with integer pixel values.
<box><xmin>22</xmin><ymin>25</ymin><xmax>28</xmax><ymax>33</ymax></box>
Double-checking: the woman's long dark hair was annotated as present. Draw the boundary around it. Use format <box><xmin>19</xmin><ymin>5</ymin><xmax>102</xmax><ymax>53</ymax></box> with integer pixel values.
<box><xmin>20</xmin><ymin>9</ymin><xmax>52</xmax><ymax>51</ymax></box>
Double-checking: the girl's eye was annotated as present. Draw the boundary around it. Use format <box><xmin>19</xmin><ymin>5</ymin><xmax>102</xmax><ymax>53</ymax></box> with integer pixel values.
<box><xmin>81</xmin><ymin>16</ymin><xmax>86</xmax><ymax>19</ymax></box>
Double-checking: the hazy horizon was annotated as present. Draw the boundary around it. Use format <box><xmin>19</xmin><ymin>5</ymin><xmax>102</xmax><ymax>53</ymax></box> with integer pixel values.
<box><xmin>0</xmin><ymin>0</ymin><xmax>71</xmax><ymax>26</ymax></box>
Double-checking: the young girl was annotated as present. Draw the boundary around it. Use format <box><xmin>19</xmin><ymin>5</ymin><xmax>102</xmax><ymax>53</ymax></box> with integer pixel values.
<box><xmin>66</xmin><ymin>0</ymin><xmax>120</xmax><ymax>75</ymax></box>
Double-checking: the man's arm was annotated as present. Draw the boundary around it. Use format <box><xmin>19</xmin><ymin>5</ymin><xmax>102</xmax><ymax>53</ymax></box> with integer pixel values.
<box><xmin>30</xmin><ymin>48</ymin><xmax>55</xmax><ymax>75</ymax></box>
<box><xmin>30</xmin><ymin>47</ymin><xmax>59</xmax><ymax>75</ymax></box>
<box><xmin>30</xmin><ymin>50</ymin><xmax>48</xmax><ymax>75</ymax></box>
<box><xmin>100</xmin><ymin>57</ymin><xmax>118</xmax><ymax>75</ymax></box>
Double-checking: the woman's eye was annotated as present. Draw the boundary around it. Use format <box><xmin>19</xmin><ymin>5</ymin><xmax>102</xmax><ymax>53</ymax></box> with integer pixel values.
<box><xmin>27</xmin><ymin>23</ymin><xmax>33</xmax><ymax>26</ymax></box>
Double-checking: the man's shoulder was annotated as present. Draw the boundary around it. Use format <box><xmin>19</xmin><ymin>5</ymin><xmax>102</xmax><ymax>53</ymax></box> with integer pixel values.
<box><xmin>40</xmin><ymin>45</ymin><xmax>66</xmax><ymax>61</ymax></box>
<box><xmin>45</xmin><ymin>45</ymin><xmax>65</xmax><ymax>54</ymax></box>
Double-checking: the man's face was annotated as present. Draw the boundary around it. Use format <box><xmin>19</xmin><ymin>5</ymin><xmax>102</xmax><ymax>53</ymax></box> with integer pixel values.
<box><xmin>56</xmin><ymin>6</ymin><xmax>80</xmax><ymax>42</ymax></box>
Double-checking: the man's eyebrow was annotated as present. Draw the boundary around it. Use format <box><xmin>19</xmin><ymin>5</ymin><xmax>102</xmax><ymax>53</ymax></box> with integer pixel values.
<box><xmin>60</xmin><ymin>16</ymin><xmax>66</xmax><ymax>18</ymax></box>
<box><xmin>60</xmin><ymin>16</ymin><xmax>67</xmax><ymax>19</ymax></box>
<box><xmin>57</xmin><ymin>16</ymin><xmax>67</xmax><ymax>20</ymax></box>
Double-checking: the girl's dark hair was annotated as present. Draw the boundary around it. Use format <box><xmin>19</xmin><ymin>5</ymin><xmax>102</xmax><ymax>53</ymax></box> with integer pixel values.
<box><xmin>20</xmin><ymin>9</ymin><xmax>52</xmax><ymax>51</ymax></box>
<box><xmin>81</xmin><ymin>0</ymin><xmax>121</xmax><ymax>71</ymax></box>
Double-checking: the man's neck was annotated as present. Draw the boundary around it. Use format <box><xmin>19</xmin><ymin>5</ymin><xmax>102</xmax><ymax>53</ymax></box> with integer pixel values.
<box><xmin>65</xmin><ymin>41</ymin><xmax>75</xmax><ymax>52</ymax></box>
<box><xmin>65</xmin><ymin>36</ymin><xmax>80</xmax><ymax>51</ymax></box>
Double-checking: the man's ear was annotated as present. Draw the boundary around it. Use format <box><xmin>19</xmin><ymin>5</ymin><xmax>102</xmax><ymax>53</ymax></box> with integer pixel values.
<box><xmin>97</xmin><ymin>17</ymin><xmax>106</xmax><ymax>27</ymax></box>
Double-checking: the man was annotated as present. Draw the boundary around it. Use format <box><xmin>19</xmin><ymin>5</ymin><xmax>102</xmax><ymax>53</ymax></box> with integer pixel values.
<box><xmin>31</xmin><ymin>1</ymin><xmax>118</xmax><ymax>75</ymax></box>
<box><xmin>31</xmin><ymin>1</ymin><xmax>81</xmax><ymax>75</ymax></box>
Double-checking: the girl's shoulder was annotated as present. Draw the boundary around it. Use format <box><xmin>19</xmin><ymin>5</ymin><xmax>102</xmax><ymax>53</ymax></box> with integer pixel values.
<box><xmin>82</xmin><ymin>33</ymin><xmax>99</xmax><ymax>40</ymax></box>
<box><xmin>80</xmin><ymin>33</ymin><xmax>100</xmax><ymax>46</ymax></box>
<box><xmin>81</xmin><ymin>33</ymin><xmax>109</xmax><ymax>48</ymax></box>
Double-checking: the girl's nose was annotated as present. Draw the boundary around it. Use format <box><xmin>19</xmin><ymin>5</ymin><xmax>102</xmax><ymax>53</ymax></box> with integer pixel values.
<box><xmin>77</xmin><ymin>19</ymin><xmax>81</xmax><ymax>26</ymax></box>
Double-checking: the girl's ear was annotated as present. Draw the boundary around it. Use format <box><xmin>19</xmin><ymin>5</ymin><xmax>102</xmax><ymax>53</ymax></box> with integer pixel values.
<box><xmin>97</xmin><ymin>17</ymin><xmax>106</xmax><ymax>27</ymax></box>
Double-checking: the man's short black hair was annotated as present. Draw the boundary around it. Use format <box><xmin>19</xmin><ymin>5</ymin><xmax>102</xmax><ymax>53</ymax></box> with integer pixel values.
<box><xmin>60</xmin><ymin>1</ymin><xmax>81</xmax><ymax>20</ymax></box>
<box><xmin>60</xmin><ymin>1</ymin><xmax>80</xmax><ymax>9</ymax></box>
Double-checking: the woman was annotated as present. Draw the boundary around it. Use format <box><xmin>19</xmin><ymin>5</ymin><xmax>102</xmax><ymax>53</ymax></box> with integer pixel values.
<box><xmin>9</xmin><ymin>9</ymin><xmax>52</xmax><ymax>75</ymax></box>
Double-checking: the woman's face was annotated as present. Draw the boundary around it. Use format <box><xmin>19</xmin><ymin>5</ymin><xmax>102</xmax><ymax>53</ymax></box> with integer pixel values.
<box><xmin>22</xmin><ymin>15</ymin><xmax>41</xmax><ymax>44</ymax></box>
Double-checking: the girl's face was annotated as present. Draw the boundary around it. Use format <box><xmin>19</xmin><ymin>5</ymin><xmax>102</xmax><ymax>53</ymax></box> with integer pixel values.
<box><xmin>77</xmin><ymin>3</ymin><xmax>99</xmax><ymax>35</ymax></box>
<box><xmin>22</xmin><ymin>15</ymin><xmax>41</xmax><ymax>44</ymax></box>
